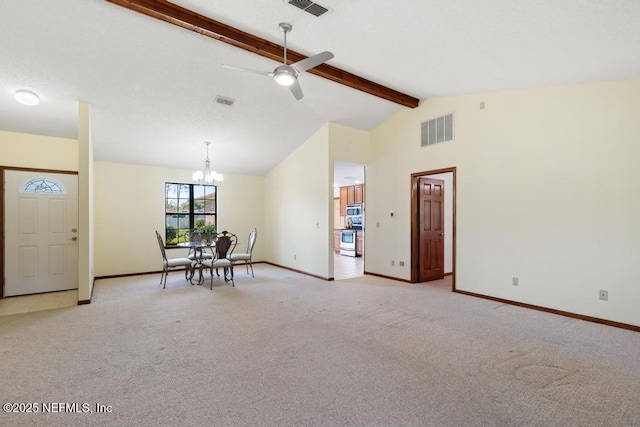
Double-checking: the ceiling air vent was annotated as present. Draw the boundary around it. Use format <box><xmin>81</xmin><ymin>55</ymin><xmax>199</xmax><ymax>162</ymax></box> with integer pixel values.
<box><xmin>421</xmin><ymin>113</ymin><xmax>454</xmax><ymax>147</ymax></box>
<box><xmin>288</xmin><ymin>0</ymin><xmax>329</xmax><ymax>17</ymax></box>
<box><xmin>215</xmin><ymin>95</ymin><xmax>235</xmax><ymax>106</ymax></box>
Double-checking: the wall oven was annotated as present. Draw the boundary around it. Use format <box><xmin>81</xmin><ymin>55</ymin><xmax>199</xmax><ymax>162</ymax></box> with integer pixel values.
<box><xmin>340</xmin><ymin>229</ymin><xmax>357</xmax><ymax>257</ymax></box>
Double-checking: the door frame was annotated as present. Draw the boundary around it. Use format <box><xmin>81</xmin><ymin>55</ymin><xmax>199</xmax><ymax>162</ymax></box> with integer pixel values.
<box><xmin>0</xmin><ymin>166</ymin><xmax>78</xmax><ymax>298</ymax></box>
<box><xmin>410</xmin><ymin>167</ymin><xmax>456</xmax><ymax>289</ymax></box>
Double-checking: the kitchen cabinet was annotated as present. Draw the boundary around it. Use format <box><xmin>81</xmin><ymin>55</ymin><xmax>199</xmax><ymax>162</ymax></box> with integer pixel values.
<box><xmin>347</xmin><ymin>186</ymin><xmax>355</xmax><ymax>205</ymax></box>
<box><xmin>356</xmin><ymin>232</ymin><xmax>364</xmax><ymax>256</ymax></box>
<box><xmin>333</xmin><ymin>229</ymin><xmax>341</xmax><ymax>253</ymax></box>
<box><xmin>354</xmin><ymin>184</ymin><xmax>364</xmax><ymax>204</ymax></box>
<box><xmin>339</xmin><ymin>187</ymin><xmax>348</xmax><ymax>215</ymax></box>
<box><xmin>339</xmin><ymin>184</ymin><xmax>365</xmax><ymax>215</ymax></box>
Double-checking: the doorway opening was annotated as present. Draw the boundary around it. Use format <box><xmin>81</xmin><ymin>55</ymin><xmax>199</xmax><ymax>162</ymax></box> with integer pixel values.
<box><xmin>410</xmin><ymin>167</ymin><xmax>456</xmax><ymax>290</ymax></box>
<box><xmin>333</xmin><ymin>161</ymin><xmax>365</xmax><ymax>280</ymax></box>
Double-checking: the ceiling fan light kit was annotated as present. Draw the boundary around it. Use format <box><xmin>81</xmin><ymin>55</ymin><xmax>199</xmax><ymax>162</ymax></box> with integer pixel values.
<box><xmin>273</xmin><ymin>66</ymin><xmax>298</xmax><ymax>86</ymax></box>
<box><xmin>223</xmin><ymin>22</ymin><xmax>334</xmax><ymax>100</ymax></box>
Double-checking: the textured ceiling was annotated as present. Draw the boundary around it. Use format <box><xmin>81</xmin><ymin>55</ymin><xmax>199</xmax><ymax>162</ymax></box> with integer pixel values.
<box><xmin>1</xmin><ymin>0</ymin><xmax>639</xmax><ymax>179</ymax></box>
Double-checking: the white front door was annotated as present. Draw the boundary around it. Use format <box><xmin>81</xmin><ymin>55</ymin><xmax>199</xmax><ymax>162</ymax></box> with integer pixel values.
<box><xmin>4</xmin><ymin>170</ymin><xmax>79</xmax><ymax>296</ymax></box>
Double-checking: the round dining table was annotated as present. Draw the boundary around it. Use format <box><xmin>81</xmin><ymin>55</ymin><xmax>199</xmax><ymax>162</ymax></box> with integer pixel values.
<box><xmin>176</xmin><ymin>241</ymin><xmax>214</xmax><ymax>285</ymax></box>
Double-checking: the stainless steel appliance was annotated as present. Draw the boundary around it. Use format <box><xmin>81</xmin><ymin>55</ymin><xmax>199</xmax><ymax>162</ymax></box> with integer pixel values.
<box><xmin>340</xmin><ymin>229</ymin><xmax>357</xmax><ymax>257</ymax></box>
<box><xmin>346</xmin><ymin>203</ymin><xmax>363</xmax><ymax>231</ymax></box>
<box><xmin>346</xmin><ymin>204</ymin><xmax>362</xmax><ymax>217</ymax></box>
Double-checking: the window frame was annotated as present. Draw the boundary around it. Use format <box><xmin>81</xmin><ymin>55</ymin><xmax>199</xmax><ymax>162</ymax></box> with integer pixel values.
<box><xmin>164</xmin><ymin>182</ymin><xmax>218</xmax><ymax>247</ymax></box>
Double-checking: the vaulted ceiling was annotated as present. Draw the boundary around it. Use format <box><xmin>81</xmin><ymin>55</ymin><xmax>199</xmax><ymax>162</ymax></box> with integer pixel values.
<box><xmin>2</xmin><ymin>0</ymin><xmax>639</xmax><ymax>177</ymax></box>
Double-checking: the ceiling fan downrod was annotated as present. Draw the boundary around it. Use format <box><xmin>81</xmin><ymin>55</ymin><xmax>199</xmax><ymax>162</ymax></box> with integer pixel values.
<box><xmin>279</xmin><ymin>22</ymin><xmax>292</xmax><ymax>65</ymax></box>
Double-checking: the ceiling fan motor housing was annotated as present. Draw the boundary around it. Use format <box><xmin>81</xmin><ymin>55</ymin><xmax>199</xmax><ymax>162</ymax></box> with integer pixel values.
<box><xmin>279</xmin><ymin>22</ymin><xmax>293</xmax><ymax>33</ymax></box>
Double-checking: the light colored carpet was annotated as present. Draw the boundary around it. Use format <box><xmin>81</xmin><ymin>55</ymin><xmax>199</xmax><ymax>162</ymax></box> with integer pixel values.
<box><xmin>1</xmin><ymin>265</ymin><xmax>639</xmax><ymax>426</ymax></box>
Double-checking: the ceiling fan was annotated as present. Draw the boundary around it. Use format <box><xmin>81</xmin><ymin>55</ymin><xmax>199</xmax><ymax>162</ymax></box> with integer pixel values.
<box><xmin>223</xmin><ymin>22</ymin><xmax>334</xmax><ymax>100</ymax></box>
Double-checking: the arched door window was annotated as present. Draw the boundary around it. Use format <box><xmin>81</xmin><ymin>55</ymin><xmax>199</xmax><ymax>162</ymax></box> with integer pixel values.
<box><xmin>21</xmin><ymin>178</ymin><xmax>65</xmax><ymax>194</ymax></box>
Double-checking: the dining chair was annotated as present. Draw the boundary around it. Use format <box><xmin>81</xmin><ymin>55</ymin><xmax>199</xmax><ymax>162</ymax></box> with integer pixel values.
<box><xmin>202</xmin><ymin>230</ymin><xmax>237</xmax><ymax>289</ymax></box>
<box><xmin>230</xmin><ymin>228</ymin><xmax>257</xmax><ymax>277</ymax></box>
<box><xmin>155</xmin><ymin>230</ymin><xmax>194</xmax><ymax>288</ymax></box>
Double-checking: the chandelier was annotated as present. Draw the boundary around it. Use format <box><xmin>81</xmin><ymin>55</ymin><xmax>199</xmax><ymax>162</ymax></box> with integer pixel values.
<box><xmin>192</xmin><ymin>141</ymin><xmax>223</xmax><ymax>186</ymax></box>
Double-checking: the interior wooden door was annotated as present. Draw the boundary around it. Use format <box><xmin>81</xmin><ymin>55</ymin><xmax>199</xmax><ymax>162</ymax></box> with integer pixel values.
<box><xmin>418</xmin><ymin>177</ymin><xmax>445</xmax><ymax>282</ymax></box>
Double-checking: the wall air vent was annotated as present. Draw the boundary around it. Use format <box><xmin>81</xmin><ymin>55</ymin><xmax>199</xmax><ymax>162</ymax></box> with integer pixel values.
<box><xmin>421</xmin><ymin>112</ymin><xmax>454</xmax><ymax>147</ymax></box>
<box><xmin>288</xmin><ymin>0</ymin><xmax>329</xmax><ymax>17</ymax></box>
<box><xmin>215</xmin><ymin>95</ymin><xmax>235</xmax><ymax>106</ymax></box>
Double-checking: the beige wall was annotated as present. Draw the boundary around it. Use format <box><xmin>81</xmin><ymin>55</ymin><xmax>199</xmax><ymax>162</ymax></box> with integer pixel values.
<box><xmin>0</xmin><ymin>131</ymin><xmax>78</xmax><ymax>170</ymax></box>
<box><xmin>264</xmin><ymin>124</ymin><xmax>331</xmax><ymax>278</ymax></box>
<box><xmin>77</xmin><ymin>102</ymin><xmax>94</xmax><ymax>301</ymax></box>
<box><xmin>328</xmin><ymin>122</ymin><xmax>371</xmax><ymax>164</ymax></box>
<box><xmin>368</xmin><ymin>78</ymin><xmax>640</xmax><ymax>326</ymax></box>
<box><xmin>262</xmin><ymin>122</ymin><xmax>370</xmax><ymax>278</ymax></box>
<box><xmin>94</xmin><ymin>161</ymin><xmax>264</xmax><ymax>277</ymax></box>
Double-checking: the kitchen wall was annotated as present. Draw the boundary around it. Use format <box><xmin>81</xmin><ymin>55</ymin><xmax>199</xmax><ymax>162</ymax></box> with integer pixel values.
<box><xmin>366</xmin><ymin>78</ymin><xmax>640</xmax><ymax>326</ymax></box>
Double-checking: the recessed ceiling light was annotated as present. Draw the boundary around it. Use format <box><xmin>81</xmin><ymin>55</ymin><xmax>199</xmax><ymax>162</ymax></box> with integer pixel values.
<box><xmin>15</xmin><ymin>89</ymin><xmax>40</xmax><ymax>106</ymax></box>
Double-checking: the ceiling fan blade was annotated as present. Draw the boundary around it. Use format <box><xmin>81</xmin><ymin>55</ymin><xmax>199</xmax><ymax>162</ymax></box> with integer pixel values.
<box><xmin>288</xmin><ymin>79</ymin><xmax>304</xmax><ymax>100</ymax></box>
<box><xmin>291</xmin><ymin>51</ymin><xmax>334</xmax><ymax>72</ymax></box>
<box><xmin>222</xmin><ymin>64</ymin><xmax>272</xmax><ymax>77</ymax></box>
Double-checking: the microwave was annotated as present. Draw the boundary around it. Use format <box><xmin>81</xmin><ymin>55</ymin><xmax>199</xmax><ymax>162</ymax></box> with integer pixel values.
<box><xmin>346</xmin><ymin>204</ymin><xmax>362</xmax><ymax>217</ymax></box>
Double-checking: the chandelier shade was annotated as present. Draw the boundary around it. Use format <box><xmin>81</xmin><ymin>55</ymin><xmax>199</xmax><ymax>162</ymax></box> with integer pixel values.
<box><xmin>192</xmin><ymin>141</ymin><xmax>223</xmax><ymax>186</ymax></box>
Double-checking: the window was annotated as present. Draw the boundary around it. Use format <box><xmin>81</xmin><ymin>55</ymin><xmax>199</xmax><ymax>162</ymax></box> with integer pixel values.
<box><xmin>22</xmin><ymin>178</ymin><xmax>65</xmax><ymax>194</ymax></box>
<box><xmin>164</xmin><ymin>182</ymin><xmax>217</xmax><ymax>245</ymax></box>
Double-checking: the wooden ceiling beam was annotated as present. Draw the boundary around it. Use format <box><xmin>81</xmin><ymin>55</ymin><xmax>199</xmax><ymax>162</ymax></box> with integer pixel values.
<box><xmin>105</xmin><ymin>0</ymin><xmax>420</xmax><ymax>108</ymax></box>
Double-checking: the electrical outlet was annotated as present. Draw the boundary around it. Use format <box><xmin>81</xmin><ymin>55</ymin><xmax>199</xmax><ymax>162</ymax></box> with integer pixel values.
<box><xmin>512</xmin><ymin>277</ymin><xmax>519</xmax><ymax>286</ymax></box>
<box><xmin>599</xmin><ymin>290</ymin><xmax>608</xmax><ymax>301</ymax></box>
<box><xmin>399</xmin><ymin>261</ymin><xmax>404</xmax><ymax>267</ymax></box>
<box><xmin>294</xmin><ymin>255</ymin><xmax>297</xmax><ymax>261</ymax></box>
<box><xmin>391</xmin><ymin>260</ymin><xmax>395</xmax><ymax>266</ymax></box>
